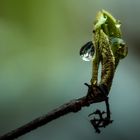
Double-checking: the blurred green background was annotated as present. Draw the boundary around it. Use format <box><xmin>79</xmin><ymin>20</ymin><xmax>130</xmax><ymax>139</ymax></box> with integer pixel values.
<box><xmin>0</xmin><ymin>0</ymin><xmax>140</xmax><ymax>140</ymax></box>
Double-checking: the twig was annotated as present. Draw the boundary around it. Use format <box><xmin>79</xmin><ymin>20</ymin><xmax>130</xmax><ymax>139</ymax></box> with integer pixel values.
<box><xmin>0</xmin><ymin>92</ymin><xmax>107</xmax><ymax>140</ymax></box>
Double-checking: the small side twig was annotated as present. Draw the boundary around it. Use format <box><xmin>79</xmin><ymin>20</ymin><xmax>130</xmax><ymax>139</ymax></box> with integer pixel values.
<box><xmin>89</xmin><ymin>97</ymin><xmax>113</xmax><ymax>133</ymax></box>
<box><xmin>0</xmin><ymin>90</ymin><xmax>107</xmax><ymax>140</ymax></box>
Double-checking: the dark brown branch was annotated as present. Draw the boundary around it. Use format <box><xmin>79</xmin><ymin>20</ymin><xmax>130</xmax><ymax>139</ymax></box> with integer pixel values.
<box><xmin>0</xmin><ymin>93</ymin><xmax>107</xmax><ymax>140</ymax></box>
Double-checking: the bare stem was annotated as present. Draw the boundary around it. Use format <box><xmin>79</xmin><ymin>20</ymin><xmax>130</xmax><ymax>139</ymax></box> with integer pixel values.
<box><xmin>0</xmin><ymin>93</ymin><xmax>107</xmax><ymax>140</ymax></box>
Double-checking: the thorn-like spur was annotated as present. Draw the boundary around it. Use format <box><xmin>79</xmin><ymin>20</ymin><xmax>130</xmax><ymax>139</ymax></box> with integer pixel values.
<box><xmin>84</xmin><ymin>83</ymin><xmax>94</xmax><ymax>98</ymax></box>
<box><xmin>84</xmin><ymin>83</ymin><xmax>90</xmax><ymax>88</ymax></box>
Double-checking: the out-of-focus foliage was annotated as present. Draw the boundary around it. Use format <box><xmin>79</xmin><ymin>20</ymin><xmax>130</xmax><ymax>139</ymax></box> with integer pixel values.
<box><xmin>0</xmin><ymin>0</ymin><xmax>140</xmax><ymax>140</ymax></box>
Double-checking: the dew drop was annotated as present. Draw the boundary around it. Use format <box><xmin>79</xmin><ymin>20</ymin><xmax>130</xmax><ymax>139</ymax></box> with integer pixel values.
<box><xmin>80</xmin><ymin>41</ymin><xmax>94</xmax><ymax>61</ymax></box>
<box><xmin>81</xmin><ymin>52</ymin><xmax>93</xmax><ymax>61</ymax></box>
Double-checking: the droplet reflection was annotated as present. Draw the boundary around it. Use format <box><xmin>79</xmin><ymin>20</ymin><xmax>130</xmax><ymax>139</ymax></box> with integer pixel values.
<box><xmin>80</xmin><ymin>41</ymin><xmax>94</xmax><ymax>61</ymax></box>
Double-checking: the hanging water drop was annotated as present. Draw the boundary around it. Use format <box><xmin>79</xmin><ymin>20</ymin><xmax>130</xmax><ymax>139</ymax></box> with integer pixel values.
<box><xmin>79</xmin><ymin>41</ymin><xmax>95</xmax><ymax>61</ymax></box>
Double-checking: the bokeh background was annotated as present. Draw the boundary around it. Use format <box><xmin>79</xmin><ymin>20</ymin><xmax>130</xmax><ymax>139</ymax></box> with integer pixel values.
<box><xmin>0</xmin><ymin>0</ymin><xmax>140</xmax><ymax>140</ymax></box>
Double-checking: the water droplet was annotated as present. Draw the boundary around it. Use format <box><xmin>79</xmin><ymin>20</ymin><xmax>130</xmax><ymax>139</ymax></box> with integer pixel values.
<box><xmin>81</xmin><ymin>52</ymin><xmax>93</xmax><ymax>61</ymax></box>
<box><xmin>80</xmin><ymin>41</ymin><xmax>94</xmax><ymax>61</ymax></box>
